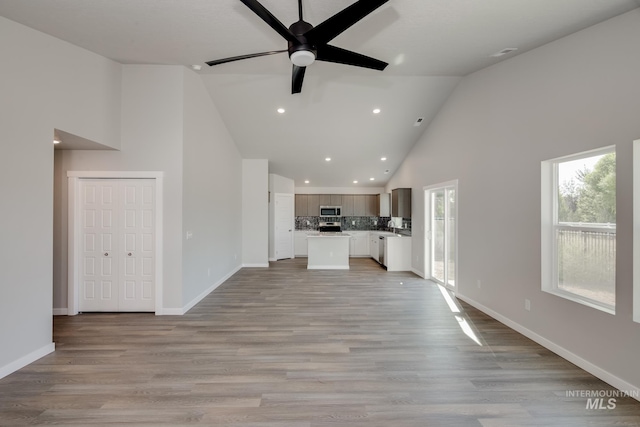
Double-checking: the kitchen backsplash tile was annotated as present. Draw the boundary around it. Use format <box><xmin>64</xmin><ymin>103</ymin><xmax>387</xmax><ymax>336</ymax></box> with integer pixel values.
<box><xmin>295</xmin><ymin>216</ymin><xmax>411</xmax><ymax>234</ymax></box>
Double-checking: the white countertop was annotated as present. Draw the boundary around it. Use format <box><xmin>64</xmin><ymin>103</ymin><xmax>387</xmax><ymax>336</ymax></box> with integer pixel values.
<box><xmin>307</xmin><ymin>232</ymin><xmax>351</xmax><ymax>237</ymax></box>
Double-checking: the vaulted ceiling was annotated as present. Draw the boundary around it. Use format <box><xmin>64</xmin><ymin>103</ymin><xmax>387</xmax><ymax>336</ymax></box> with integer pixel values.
<box><xmin>1</xmin><ymin>0</ymin><xmax>638</xmax><ymax>187</ymax></box>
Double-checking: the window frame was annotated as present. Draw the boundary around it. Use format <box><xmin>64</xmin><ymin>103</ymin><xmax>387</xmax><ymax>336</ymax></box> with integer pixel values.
<box><xmin>541</xmin><ymin>145</ymin><xmax>616</xmax><ymax>314</ymax></box>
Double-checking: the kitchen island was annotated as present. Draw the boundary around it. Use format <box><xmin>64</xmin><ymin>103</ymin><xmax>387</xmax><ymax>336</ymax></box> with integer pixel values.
<box><xmin>306</xmin><ymin>233</ymin><xmax>350</xmax><ymax>270</ymax></box>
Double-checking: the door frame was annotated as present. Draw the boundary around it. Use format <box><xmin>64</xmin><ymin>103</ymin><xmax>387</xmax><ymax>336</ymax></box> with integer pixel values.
<box><xmin>67</xmin><ymin>171</ymin><xmax>164</xmax><ymax>315</ymax></box>
<box><xmin>424</xmin><ymin>179</ymin><xmax>458</xmax><ymax>293</ymax></box>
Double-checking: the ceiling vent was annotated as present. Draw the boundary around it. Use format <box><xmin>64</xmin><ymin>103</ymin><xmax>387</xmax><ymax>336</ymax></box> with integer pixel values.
<box><xmin>414</xmin><ymin>117</ymin><xmax>424</xmax><ymax>127</ymax></box>
<box><xmin>491</xmin><ymin>48</ymin><xmax>518</xmax><ymax>58</ymax></box>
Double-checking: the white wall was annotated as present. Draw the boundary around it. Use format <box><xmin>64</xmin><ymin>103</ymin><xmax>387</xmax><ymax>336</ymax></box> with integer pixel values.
<box><xmin>55</xmin><ymin>65</ymin><xmax>186</xmax><ymax>311</ymax></box>
<box><xmin>182</xmin><ymin>69</ymin><xmax>242</xmax><ymax>308</ymax></box>
<box><xmin>242</xmin><ymin>159</ymin><xmax>269</xmax><ymax>266</ymax></box>
<box><xmin>388</xmin><ymin>9</ymin><xmax>640</xmax><ymax>389</ymax></box>
<box><xmin>0</xmin><ymin>16</ymin><xmax>121</xmax><ymax>376</ymax></box>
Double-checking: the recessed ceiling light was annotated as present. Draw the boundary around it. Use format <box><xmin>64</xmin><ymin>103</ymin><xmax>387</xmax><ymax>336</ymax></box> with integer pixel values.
<box><xmin>325</xmin><ymin>157</ymin><xmax>331</xmax><ymax>162</ymax></box>
<box><xmin>304</xmin><ymin>180</ymin><xmax>309</xmax><ymax>184</ymax></box>
<box><xmin>373</xmin><ymin>108</ymin><xmax>381</xmax><ymax>114</ymax></box>
<box><xmin>191</xmin><ymin>64</ymin><xmax>202</xmax><ymax>71</ymax></box>
<box><xmin>353</xmin><ymin>180</ymin><xmax>358</xmax><ymax>184</ymax></box>
<box><xmin>381</xmin><ymin>157</ymin><xmax>387</xmax><ymax>161</ymax></box>
<box><xmin>370</xmin><ymin>177</ymin><xmax>375</xmax><ymax>181</ymax></box>
<box><xmin>53</xmin><ymin>139</ymin><xmax>60</xmax><ymax>144</ymax></box>
<box><xmin>277</xmin><ymin>108</ymin><xmax>285</xmax><ymax>114</ymax></box>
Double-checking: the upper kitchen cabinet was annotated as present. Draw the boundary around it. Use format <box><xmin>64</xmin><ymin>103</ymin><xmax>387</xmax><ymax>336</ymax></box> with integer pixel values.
<box><xmin>295</xmin><ymin>194</ymin><xmax>308</xmax><ymax>216</ymax></box>
<box><xmin>378</xmin><ymin>193</ymin><xmax>390</xmax><ymax>216</ymax></box>
<box><xmin>342</xmin><ymin>195</ymin><xmax>354</xmax><ymax>216</ymax></box>
<box><xmin>353</xmin><ymin>195</ymin><xmax>366</xmax><ymax>216</ymax></box>
<box><xmin>330</xmin><ymin>194</ymin><xmax>343</xmax><ymax>206</ymax></box>
<box><xmin>319</xmin><ymin>194</ymin><xmax>331</xmax><ymax>206</ymax></box>
<box><xmin>391</xmin><ymin>188</ymin><xmax>412</xmax><ymax>218</ymax></box>
<box><xmin>295</xmin><ymin>194</ymin><xmax>322</xmax><ymax>216</ymax></box>
<box><xmin>308</xmin><ymin>195</ymin><xmax>320</xmax><ymax>216</ymax></box>
<box><xmin>366</xmin><ymin>195</ymin><xmax>378</xmax><ymax>216</ymax></box>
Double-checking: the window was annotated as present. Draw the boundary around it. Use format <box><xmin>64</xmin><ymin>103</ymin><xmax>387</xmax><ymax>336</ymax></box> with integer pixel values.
<box><xmin>541</xmin><ymin>146</ymin><xmax>616</xmax><ymax>313</ymax></box>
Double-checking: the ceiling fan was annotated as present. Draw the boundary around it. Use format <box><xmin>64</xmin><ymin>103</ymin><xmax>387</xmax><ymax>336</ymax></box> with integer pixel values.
<box><xmin>206</xmin><ymin>0</ymin><xmax>389</xmax><ymax>94</ymax></box>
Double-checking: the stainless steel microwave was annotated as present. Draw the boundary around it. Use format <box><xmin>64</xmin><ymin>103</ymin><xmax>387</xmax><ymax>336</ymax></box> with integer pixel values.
<box><xmin>320</xmin><ymin>206</ymin><xmax>342</xmax><ymax>217</ymax></box>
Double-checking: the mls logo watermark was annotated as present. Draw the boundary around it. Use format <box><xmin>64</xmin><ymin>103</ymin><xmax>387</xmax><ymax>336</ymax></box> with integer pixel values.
<box><xmin>566</xmin><ymin>389</ymin><xmax>639</xmax><ymax>410</ymax></box>
<box><xmin>585</xmin><ymin>397</ymin><xmax>616</xmax><ymax>410</ymax></box>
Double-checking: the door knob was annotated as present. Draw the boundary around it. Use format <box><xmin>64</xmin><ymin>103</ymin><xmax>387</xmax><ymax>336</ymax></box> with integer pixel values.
<box><xmin>128</xmin><ymin>253</ymin><xmax>132</xmax><ymax>256</ymax></box>
<box><xmin>104</xmin><ymin>252</ymin><xmax>108</xmax><ymax>256</ymax></box>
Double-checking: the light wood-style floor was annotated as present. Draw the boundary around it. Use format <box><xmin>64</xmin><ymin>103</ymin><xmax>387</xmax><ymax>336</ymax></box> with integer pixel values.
<box><xmin>2</xmin><ymin>258</ymin><xmax>639</xmax><ymax>426</ymax></box>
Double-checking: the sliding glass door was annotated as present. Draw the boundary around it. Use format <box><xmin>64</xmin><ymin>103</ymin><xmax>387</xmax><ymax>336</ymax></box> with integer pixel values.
<box><xmin>426</xmin><ymin>182</ymin><xmax>457</xmax><ymax>290</ymax></box>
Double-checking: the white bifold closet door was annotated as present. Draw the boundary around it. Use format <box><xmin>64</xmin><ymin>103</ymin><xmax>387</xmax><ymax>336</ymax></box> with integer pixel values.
<box><xmin>79</xmin><ymin>179</ymin><xmax>155</xmax><ymax>312</ymax></box>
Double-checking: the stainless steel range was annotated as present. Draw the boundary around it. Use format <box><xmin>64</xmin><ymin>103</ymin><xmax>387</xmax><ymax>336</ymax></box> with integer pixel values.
<box><xmin>318</xmin><ymin>221</ymin><xmax>341</xmax><ymax>233</ymax></box>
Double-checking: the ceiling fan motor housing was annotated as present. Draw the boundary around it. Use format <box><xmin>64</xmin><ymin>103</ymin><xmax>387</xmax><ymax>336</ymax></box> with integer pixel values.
<box><xmin>288</xmin><ymin>20</ymin><xmax>316</xmax><ymax>62</ymax></box>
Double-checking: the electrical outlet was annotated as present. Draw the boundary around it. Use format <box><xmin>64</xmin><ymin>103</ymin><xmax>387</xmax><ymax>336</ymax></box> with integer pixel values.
<box><xmin>352</xmin><ymin>220</ymin><xmax>355</xmax><ymax>225</ymax></box>
<box><xmin>525</xmin><ymin>299</ymin><xmax>531</xmax><ymax>311</ymax></box>
<box><xmin>186</xmin><ymin>231</ymin><xmax>193</xmax><ymax>240</ymax></box>
<box><xmin>477</xmin><ymin>279</ymin><xmax>481</xmax><ymax>289</ymax></box>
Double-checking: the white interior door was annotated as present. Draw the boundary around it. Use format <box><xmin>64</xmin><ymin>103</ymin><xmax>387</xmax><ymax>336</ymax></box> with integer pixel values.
<box><xmin>274</xmin><ymin>194</ymin><xmax>294</xmax><ymax>260</ymax></box>
<box><xmin>79</xmin><ymin>180</ymin><xmax>119</xmax><ymax>311</ymax></box>
<box><xmin>79</xmin><ymin>179</ymin><xmax>155</xmax><ymax>312</ymax></box>
<box><xmin>119</xmin><ymin>180</ymin><xmax>155</xmax><ymax>311</ymax></box>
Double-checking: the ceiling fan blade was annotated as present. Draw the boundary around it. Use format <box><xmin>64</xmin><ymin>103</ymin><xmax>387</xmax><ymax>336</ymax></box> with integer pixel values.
<box><xmin>206</xmin><ymin>50</ymin><xmax>287</xmax><ymax>66</ymax></box>
<box><xmin>240</xmin><ymin>0</ymin><xmax>299</xmax><ymax>44</ymax></box>
<box><xmin>316</xmin><ymin>45</ymin><xmax>388</xmax><ymax>71</ymax></box>
<box><xmin>304</xmin><ymin>0</ymin><xmax>388</xmax><ymax>45</ymax></box>
<box><xmin>292</xmin><ymin>65</ymin><xmax>306</xmax><ymax>94</ymax></box>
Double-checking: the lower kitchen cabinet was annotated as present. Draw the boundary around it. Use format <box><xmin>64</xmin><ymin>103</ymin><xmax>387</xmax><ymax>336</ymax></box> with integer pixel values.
<box><xmin>294</xmin><ymin>231</ymin><xmax>311</xmax><ymax>256</ymax></box>
<box><xmin>370</xmin><ymin>234</ymin><xmax>380</xmax><ymax>262</ymax></box>
<box><xmin>384</xmin><ymin>236</ymin><xmax>412</xmax><ymax>271</ymax></box>
<box><xmin>349</xmin><ymin>231</ymin><xmax>370</xmax><ymax>257</ymax></box>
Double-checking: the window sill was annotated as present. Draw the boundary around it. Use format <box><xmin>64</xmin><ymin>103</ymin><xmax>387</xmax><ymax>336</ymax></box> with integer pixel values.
<box><xmin>542</xmin><ymin>288</ymin><xmax>615</xmax><ymax>315</ymax></box>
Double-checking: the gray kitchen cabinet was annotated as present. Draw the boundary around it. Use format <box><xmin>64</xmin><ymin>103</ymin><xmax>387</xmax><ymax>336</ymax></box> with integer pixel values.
<box><xmin>295</xmin><ymin>194</ymin><xmax>308</xmax><ymax>216</ymax></box>
<box><xmin>318</xmin><ymin>194</ymin><xmax>331</xmax><ymax>206</ymax></box>
<box><xmin>365</xmin><ymin>195</ymin><xmax>377</xmax><ymax>216</ymax></box>
<box><xmin>307</xmin><ymin>194</ymin><xmax>320</xmax><ymax>216</ymax></box>
<box><xmin>330</xmin><ymin>194</ymin><xmax>343</xmax><ymax>206</ymax></box>
<box><xmin>391</xmin><ymin>188</ymin><xmax>412</xmax><ymax>218</ymax></box>
<box><xmin>353</xmin><ymin>195</ymin><xmax>366</xmax><ymax>216</ymax></box>
<box><xmin>341</xmin><ymin>194</ymin><xmax>354</xmax><ymax>216</ymax></box>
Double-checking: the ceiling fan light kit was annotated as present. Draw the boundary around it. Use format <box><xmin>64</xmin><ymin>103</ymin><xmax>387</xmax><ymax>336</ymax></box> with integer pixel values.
<box><xmin>206</xmin><ymin>0</ymin><xmax>389</xmax><ymax>94</ymax></box>
<box><xmin>290</xmin><ymin>50</ymin><xmax>316</xmax><ymax>67</ymax></box>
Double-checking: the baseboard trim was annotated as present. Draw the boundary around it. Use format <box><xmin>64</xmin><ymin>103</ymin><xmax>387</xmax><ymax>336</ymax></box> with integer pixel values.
<box><xmin>456</xmin><ymin>293</ymin><xmax>640</xmax><ymax>402</ymax></box>
<box><xmin>0</xmin><ymin>343</ymin><xmax>55</xmax><ymax>380</ymax></box>
<box><xmin>179</xmin><ymin>265</ymin><xmax>243</xmax><ymax>315</ymax></box>
<box><xmin>242</xmin><ymin>263</ymin><xmax>269</xmax><ymax>268</ymax></box>
<box><xmin>52</xmin><ymin>308</ymin><xmax>68</xmax><ymax>316</ymax></box>
<box><xmin>158</xmin><ymin>308</ymin><xmax>184</xmax><ymax>316</ymax></box>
